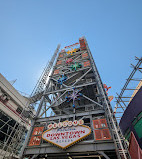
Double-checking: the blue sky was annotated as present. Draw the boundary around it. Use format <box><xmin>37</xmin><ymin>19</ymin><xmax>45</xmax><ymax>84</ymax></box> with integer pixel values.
<box><xmin>0</xmin><ymin>0</ymin><xmax>142</xmax><ymax>108</ymax></box>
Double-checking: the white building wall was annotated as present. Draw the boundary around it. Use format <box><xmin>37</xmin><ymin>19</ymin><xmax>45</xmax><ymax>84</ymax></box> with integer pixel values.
<box><xmin>0</xmin><ymin>73</ymin><xmax>32</xmax><ymax>130</ymax></box>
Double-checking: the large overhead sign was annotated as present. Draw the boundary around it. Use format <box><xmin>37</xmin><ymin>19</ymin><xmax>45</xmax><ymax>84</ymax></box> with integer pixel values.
<box><xmin>42</xmin><ymin>120</ymin><xmax>91</xmax><ymax>149</ymax></box>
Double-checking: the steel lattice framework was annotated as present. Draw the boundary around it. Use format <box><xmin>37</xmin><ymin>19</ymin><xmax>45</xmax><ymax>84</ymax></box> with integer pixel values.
<box><xmin>20</xmin><ymin>37</ymin><xmax>131</xmax><ymax>159</ymax></box>
<box><xmin>0</xmin><ymin>45</ymin><xmax>60</xmax><ymax>159</ymax></box>
<box><xmin>30</xmin><ymin>44</ymin><xmax>60</xmax><ymax>104</ymax></box>
<box><xmin>114</xmin><ymin>57</ymin><xmax>142</xmax><ymax>122</ymax></box>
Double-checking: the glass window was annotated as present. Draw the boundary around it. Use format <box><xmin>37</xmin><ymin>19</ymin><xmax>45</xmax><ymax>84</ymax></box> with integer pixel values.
<box><xmin>134</xmin><ymin>118</ymin><xmax>142</xmax><ymax>138</ymax></box>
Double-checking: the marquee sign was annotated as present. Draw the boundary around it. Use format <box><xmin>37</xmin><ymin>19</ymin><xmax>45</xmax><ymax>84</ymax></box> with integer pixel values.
<box><xmin>42</xmin><ymin>120</ymin><xmax>91</xmax><ymax>149</ymax></box>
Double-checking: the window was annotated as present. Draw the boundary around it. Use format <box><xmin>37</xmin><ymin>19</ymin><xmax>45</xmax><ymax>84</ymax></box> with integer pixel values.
<box><xmin>134</xmin><ymin>118</ymin><xmax>142</xmax><ymax>138</ymax></box>
<box><xmin>132</xmin><ymin>112</ymin><xmax>142</xmax><ymax>126</ymax></box>
<box><xmin>132</xmin><ymin>111</ymin><xmax>142</xmax><ymax>139</ymax></box>
<box><xmin>16</xmin><ymin>107</ymin><xmax>23</xmax><ymax>114</ymax></box>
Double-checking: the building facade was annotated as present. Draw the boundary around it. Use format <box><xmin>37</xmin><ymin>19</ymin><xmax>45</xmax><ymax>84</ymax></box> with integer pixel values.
<box><xmin>119</xmin><ymin>85</ymin><xmax>142</xmax><ymax>158</ymax></box>
<box><xmin>0</xmin><ymin>73</ymin><xmax>34</xmax><ymax>158</ymax></box>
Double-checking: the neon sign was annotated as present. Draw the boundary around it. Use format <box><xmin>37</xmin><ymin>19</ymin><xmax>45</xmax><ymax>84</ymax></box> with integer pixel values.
<box><xmin>42</xmin><ymin>120</ymin><xmax>91</xmax><ymax>149</ymax></box>
<box><xmin>67</xmin><ymin>48</ymin><xmax>78</xmax><ymax>55</ymax></box>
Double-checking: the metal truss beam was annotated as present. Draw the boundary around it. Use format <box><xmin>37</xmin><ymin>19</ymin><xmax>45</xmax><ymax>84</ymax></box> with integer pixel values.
<box><xmin>51</xmin><ymin>77</ymin><xmax>68</xmax><ymax>88</ymax></box>
<box><xmin>85</xmin><ymin>37</ymin><xmax>130</xmax><ymax>159</ymax></box>
<box><xmin>114</xmin><ymin>57</ymin><xmax>142</xmax><ymax>114</ymax></box>
<box><xmin>53</xmin><ymin>66</ymin><xmax>91</xmax><ymax>77</ymax></box>
<box><xmin>82</xmin><ymin>94</ymin><xmax>103</xmax><ymax>108</ymax></box>
<box><xmin>30</xmin><ymin>154</ymin><xmax>38</xmax><ymax>159</ymax></box>
<box><xmin>44</xmin><ymin>81</ymin><xmax>96</xmax><ymax>95</ymax></box>
<box><xmin>98</xmin><ymin>151</ymin><xmax>110</xmax><ymax>159</ymax></box>
<box><xmin>40</xmin><ymin>90</ymin><xmax>68</xmax><ymax>117</ymax></box>
<box><xmin>36</xmin><ymin>109</ymin><xmax>104</xmax><ymax>122</ymax></box>
<box><xmin>24</xmin><ymin>141</ymin><xmax>115</xmax><ymax>156</ymax></box>
<box><xmin>30</xmin><ymin>44</ymin><xmax>60</xmax><ymax>99</ymax></box>
<box><xmin>72</xmin><ymin>68</ymin><xmax>92</xmax><ymax>86</ymax></box>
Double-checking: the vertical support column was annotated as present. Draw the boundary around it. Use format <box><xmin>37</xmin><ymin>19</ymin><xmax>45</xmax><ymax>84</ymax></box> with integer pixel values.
<box><xmin>84</xmin><ymin>37</ymin><xmax>130</xmax><ymax>159</ymax></box>
<box><xmin>20</xmin><ymin>44</ymin><xmax>60</xmax><ymax>158</ymax></box>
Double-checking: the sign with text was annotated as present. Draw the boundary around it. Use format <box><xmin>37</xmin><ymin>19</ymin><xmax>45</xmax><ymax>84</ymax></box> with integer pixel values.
<box><xmin>42</xmin><ymin>120</ymin><xmax>91</xmax><ymax>149</ymax></box>
<box><xmin>32</xmin><ymin>127</ymin><xmax>44</xmax><ymax>136</ymax></box>
<box><xmin>29</xmin><ymin>136</ymin><xmax>42</xmax><ymax>146</ymax></box>
<box><xmin>28</xmin><ymin>127</ymin><xmax>44</xmax><ymax>146</ymax></box>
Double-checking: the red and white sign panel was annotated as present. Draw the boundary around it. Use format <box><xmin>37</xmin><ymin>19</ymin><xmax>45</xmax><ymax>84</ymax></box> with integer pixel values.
<box><xmin>28</xmin><ymin>136</ymin><xmax>42</xmax><ymax>146</ymax></box>
<box><xmin>42</xmin><ymin>125</ymin><xmax>91</xmax><ymax>149</ymax></box>
<box><xmin>32</xmin><ymin>127</ymin><xmax>44</xmax><ymax>136</ymax></box>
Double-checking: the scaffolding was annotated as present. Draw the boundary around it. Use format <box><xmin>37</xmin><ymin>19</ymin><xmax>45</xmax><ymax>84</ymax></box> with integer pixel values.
<box><xmin>20</xmin><ymin>37</ymin><xmax>130</xmax><ymax>159</ymax></box>
<box><xmin>0</xmin><ymin>78</ymin><xmax>32</xmax><ymax>159</ymax></box>
<box><xmin>114</xmin><ymin>57</ymin><xmax>142</xmax><ymax>122</ymax></box>
<box><xmin>0</xmin><ymin>45</ymin><xmax>60</xmax><ymax>159</ymax></box>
